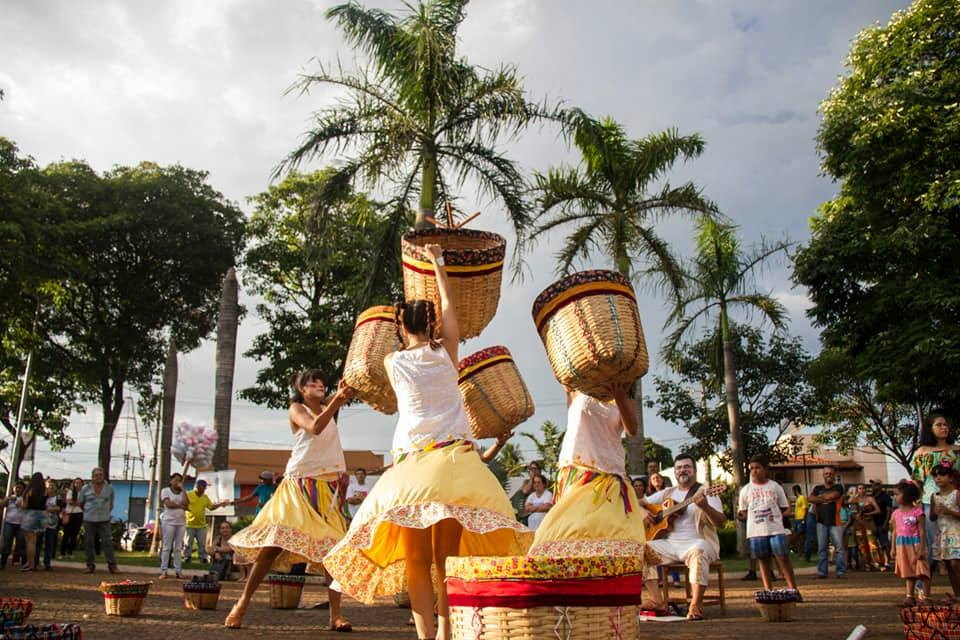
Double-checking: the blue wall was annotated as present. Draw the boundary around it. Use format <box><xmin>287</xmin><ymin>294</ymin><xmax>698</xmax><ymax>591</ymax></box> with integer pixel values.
<box><xmin>108</xmin><ymin>480</ymin><xmax>241</xmax><ymax>524</ymax></box>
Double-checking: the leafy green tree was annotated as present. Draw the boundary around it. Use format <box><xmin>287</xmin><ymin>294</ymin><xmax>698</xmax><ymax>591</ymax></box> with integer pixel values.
<box><xmin>793</xmin><ymin>0</ymin><xmax>960</xmax><ymax>416</ymax></box>
<box><xmin>39</xmin><ymin>161</ymin><xmax>245</xmax><ymax>478</ymax></box>
<box><xmin>808</xmin><ymin>348</ymin><xmax>926</xmax><ymax>475</ymax></box>
<box><xmin>653</xmin><ymin>325</ymin><xmax>814</xmax><ymax>478</ymax></box>
<box><xmin>489</xmin><ymin>441</ymin><xmax>525</xmax><ymax>490</ymax></box>
<box><xmin>664</xmin><ymin>219</ymin><xmax>789</xmax><ymax>489</ymax></box>
<box><xmin>530</xmin><ymin>110</ymin><xmax>718</xmax><ymax>473</ymax></box>
<box><xmin>643</xmin><ymin>438</ymin><xmax>674</xmax><ymax>471</ymax></box>
<box><xmin>283</xmin><ymin>0</ymin><xmax>554</xmax><ymax>250</ymax></box>
<box><xmin>241</xmin><ymin>169</ymin><xmax>404</xmax><ymax>408</ymax></box>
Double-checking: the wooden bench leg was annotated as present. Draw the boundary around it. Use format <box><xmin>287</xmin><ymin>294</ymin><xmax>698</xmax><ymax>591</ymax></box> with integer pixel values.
<box><xmin>717</xmin><ymin>564</ymin><xmax>726</xmax><ymax>613</ymax></box>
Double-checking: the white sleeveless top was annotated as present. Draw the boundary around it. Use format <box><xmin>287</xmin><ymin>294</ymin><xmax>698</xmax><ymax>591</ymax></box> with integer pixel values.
<box><xmin>285</xmin><ymin>405</ymin><xmax>346</xmax><ymax>478</ymax></box>
<box><xmin>558</xmin><ymin>392</ymin><xmax>626</xmax><ymax>476</ymax></box>
<box><xmin>390</xmin><ymin>344</ymin><xmax>471</xmax><ymax>456</ymax></box>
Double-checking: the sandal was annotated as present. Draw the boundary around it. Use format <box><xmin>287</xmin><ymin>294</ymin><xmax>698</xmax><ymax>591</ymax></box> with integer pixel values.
<box><xmin>330</xmin><ymin>619</ymin><xmax>352</xmax><ymax>633</ymax></box>
<box><xmin>686</xmin><ymin>605</ymin><xmax>704</xmax><ymax>621</ymax></box>
<box><xmin>224</xmin><ymin>602</ymin><xmax>247</xmax><ymax>629</ymax></box>
<box><xmin>902</xmin><ymin>596</ymin><xmax>917</xmax><ymax>608</ymax></box>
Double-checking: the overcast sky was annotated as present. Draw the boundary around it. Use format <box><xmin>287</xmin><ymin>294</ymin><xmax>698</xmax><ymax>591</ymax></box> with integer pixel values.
<box><xmin>2</xmin><ymin>0</ymin><xmax>908</xmax><ymax>480</ymax></box>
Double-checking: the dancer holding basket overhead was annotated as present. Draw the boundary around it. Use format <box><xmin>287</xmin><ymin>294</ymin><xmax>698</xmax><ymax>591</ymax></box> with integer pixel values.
<box><xmin>527</xmin><ymin>384</ymin><xmax>647</xmax><ymax>559</ymax></box>
<box><xmin>324</xmin><ymin>244</ymin><xmax>532</xmax><ymax>640</ymax></box>
<box><xmin>224</xmin><ymin>368</ymin><xmax>355</xmax><ymax>632</ymax></box>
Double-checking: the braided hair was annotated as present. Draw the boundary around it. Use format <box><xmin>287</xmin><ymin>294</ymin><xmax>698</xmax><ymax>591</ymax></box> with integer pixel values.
<box><xmin>394</xmin><ymin>299</ymin><xmax>441</xmax><ymax>350</ymax></box>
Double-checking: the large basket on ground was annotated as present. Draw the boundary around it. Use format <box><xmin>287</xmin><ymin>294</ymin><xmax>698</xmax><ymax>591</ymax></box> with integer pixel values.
<box><xmin>183</xmin><ymin>581</ymin><xmax>221</xmax><ymax>610</ymax></box>
<box><xmin>343</xmin><ymin>305</ymin><xmax>402</xmax><ymax>414</ymax></box>
<box><xmin>99</xmin><ymin>581</ymin><xmax>151</xmax><ymax>617</ymax></box>
<box><xmin>532</xmin><ymin>270</ymin><xmax>648</xmax><ymax>400</ymax></box>
<box><xmin>401</xmin><ymin>228</ymin><xmax>505</xmax><ymax>340</ymax></box>
<box><xmin>0</xmin><ymin>623</ymin><xmax>83</xmax><ymax>639</ymax></box>
<box><xmin>266</xmin><ymin>574</ymin><xmax>305</xmax><ymax>610</ymax></box>
<box><xmin>458</xmin><ymin>346</ymin><xmax>535</xmax><ymax>439</ymax></box>
<box><xmin>901</xmin><ymin>605</ymin><xmax>960</xmax><ymax>640</ymax></box>
<box><xmin>0</xmin><ymin>599</ymin><xmax>32</xmax><ymax>627</ymax></box>
<box><xmin>446</xmin><ymin>555</ymin><xmax>644</xmax><ymax>640</ymax></box>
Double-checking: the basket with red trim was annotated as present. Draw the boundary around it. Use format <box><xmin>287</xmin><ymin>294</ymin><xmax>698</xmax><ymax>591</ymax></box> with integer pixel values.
<box><xmin>343</xmin><ymin>305</ymin><xmax>402</xmax><ymax>414</ymax></box>
<box><xmin>457</xmin><ymin>346</ymin><xmax>534</xmax><ymax>439</ymax></box>
<box><xmin>0</xmin><ymin>623</ymin><xmax>83</xmax><ymax>639</ymax></box>
<box><xmin>0</xmin><ymin>599</ymin><xmax>32</xmax><ymax>627</ymax></box>
<box><xmin>446</xmin><ymin>555</ymin><xmax>644</xmax><ymax>639</ymax></box>
<box><xmin>531</xmin><ymin>270</ymin><xmax>648</xmax><ymax>400</ymax></box>
<box><xmin>99</xmin><ymin>581</ymin><xmax>151</xmax><ymax>617</ymax></box>
<box><xmin>401</xmin><ymin>228</ymin><xmax>505</xmax><ymax>340</ymax></box>
<box><xmin>265</xmin><ymin>574</ymin><xmax>305</xmax><ymax>610</ymax></box>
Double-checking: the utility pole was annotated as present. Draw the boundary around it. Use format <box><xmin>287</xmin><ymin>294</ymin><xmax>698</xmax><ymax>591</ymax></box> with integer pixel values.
<box><xmin>3</xmin><ymin>349</ymin><xmax>33</xmax><ymax>527</ymax></box>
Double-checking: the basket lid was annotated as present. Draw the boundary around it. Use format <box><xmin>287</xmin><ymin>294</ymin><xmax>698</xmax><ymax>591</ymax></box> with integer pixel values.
<box><xmin>445</xmin><ymin>555</ymin><xmax>644</xmax><ymax>582</ymax></box>
<box><xmin>265</xmin><ymin>574</ymin><xmax>306</xmax><ymax>584</ymax></box>
<box><xmin>354</xmin><ymin>305</ymin><xmax>396</xmax><ymax>328</ymax></box>
<box><xmin>531</xmin><ymin>270</ymin><xmax>636</xmax><ymax>333</ymax></box>
<box><xmin>457</xmin><ymin>346</ymin><xmax>513</xmax><ymax>382</ymax></box>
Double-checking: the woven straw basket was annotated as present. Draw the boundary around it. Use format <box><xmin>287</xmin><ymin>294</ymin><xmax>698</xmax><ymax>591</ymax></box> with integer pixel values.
<box><xmin>401</xmin><ymin>228</ymin><xmax>505</xmax><ymax>340</ymax></box>
<box><xmin>100</xmin><ymin>581</ymin><xmax>151</xmax><ymax>617</ymax></box>
<box><xmin>756</xmin><ymin>601</ymin><xmax>795</xmax><ymax>622</ymax></box>
<box><xmin>458</xmin><ymin>346</ymin><xmax>534</xmax><ymax>439</ymax></box>
<box><xmin>183</xmin><ymin>587</ymin><xmax>221</xmax><ymax>611</ymax></box>
<box><xmin>0</xmin><ymin>598</ymin><xmax>33</xmax><ymax>626</ymax></box>
<box><xmin>532</xmin><ymin>270</ymin><xmax>648</xmax><ymax>400</ymax></box>
<box><xmin>343</xmin><ymin>305</ymin><xmax>402</xmax><ymax>414</ymax></box>
<box><xmin>446</xmin><ymin>556</ymin><xmax>644</xmax><ymax>640</ymax></box>
<box><xmin>0</xmin><ymin>623</ymin><xmax>83</xmax><ymax>639</ymax></box>
<box><xmin>900</xmin><ymin>605</ymin><xmax>960</xmax><ymax>640</ymax></box>
<box><xmin>266</xmin><ymin>574</ymin><xmax>305</xmax><ymax>609</ymax></box>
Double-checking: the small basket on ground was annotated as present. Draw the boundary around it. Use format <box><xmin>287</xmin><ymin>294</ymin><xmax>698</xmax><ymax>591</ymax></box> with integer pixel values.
<box><xmin>0</xmin><ymin>623</ymin><xmax>83</xmax><ymax>639</ymax></box>
<box><xmin>99</xmin><ymin>580</ymin><xmax>151</xmax><ymax>617</ymax></box>
<box><xmin>900</xmin><ymin>605</ymin><xmax>960</xmax><ymax>640</ymax></box>
<box><xmin>458</xmin><ymin>346</ymin><xmax>535</xmax><ymax>439</ymax></box>
<box><xmin>532</xmin><ymin>270</ymin><xmax>648</xmax><ymax>400</ymax></box>
<box><xmin>343</xmin><ymin>305</ymin><xmax>402</xmax><ymax>414</ymax></box>
<box><xmin>0</xmin><ymin>599</ymin><xmax>33</xmax><ymax>627</ymax></box>
<box><xmin>401</xmin><ymin>228</ymin><xmax>506</xmax><ymax>340</ymax></box>
<box><xmin>446</xmin><ymin>555</ymin><xmax>645</xmax><ymax>640</ymax></box>
<box><xmin>266</xmin><ymin>574</ymin><xmax>305</xmax><ymax>610</ymax></box>
<box><xmin>754</xmin><ymin>590</ymin><xmax>800</xmax><ymax>622</ymax></box>
<box><xmin>183</xmin><ymin>577</ymin><xmax>222</xmax><ymax>610</ymax></box>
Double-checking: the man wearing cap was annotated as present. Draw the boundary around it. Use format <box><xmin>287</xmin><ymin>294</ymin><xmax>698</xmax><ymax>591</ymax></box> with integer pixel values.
<box><xmin>233</xmin><ymin>471</ymin><xmax>277</xmax><ymax>516</ymax></box>
<box><xmin>183</xmin><ymin>479</ymin><xmax>229</xmax><ymax>564</ymax></box>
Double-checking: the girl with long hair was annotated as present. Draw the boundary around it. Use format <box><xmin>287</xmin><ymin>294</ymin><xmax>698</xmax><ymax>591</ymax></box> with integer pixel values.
<box><xmin>224</xmin><ymin>368</ymin><xmax>355</xmax><ymax>631</ymax></box>
<box><xmin>324</xmin><ymin>244</ymin><xmax>531</xmax><ymax>640</ymax></box>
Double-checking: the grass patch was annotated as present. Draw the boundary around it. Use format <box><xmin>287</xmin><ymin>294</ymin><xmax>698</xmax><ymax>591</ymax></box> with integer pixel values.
<box><xmin>58</xmin><ymin>550</ymin><xmax>209</xmax><ymax>571</ymax></box>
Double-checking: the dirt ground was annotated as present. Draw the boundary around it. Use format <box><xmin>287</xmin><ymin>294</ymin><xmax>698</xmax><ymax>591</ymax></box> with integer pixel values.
<box><xmin>1</xmin><ymin>563</ymin><xmax>914</xmax><ymax>639</ymax></box>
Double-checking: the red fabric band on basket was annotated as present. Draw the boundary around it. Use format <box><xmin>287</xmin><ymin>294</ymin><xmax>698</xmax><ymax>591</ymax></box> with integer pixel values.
<box><xmin>446</xmin><ymin>574</ymin><xmax>644</xmax><ymax>608</ymax></box>
<box><xmin>102</xmin><ymin>593</ymin><xmax>146</xmax><ymax>599</ymax></box>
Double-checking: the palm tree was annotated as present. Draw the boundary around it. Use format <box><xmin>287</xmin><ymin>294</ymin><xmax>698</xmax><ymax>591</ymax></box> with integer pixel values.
<box><xmin>663</xmin><ymin>218</ymin><xmax>790</xmax><ymax>489</ymax></box>
<box><xmin>530</xmin><ymin>109</ymin><xmax>718</xmax><ymax>473</ymax></box>
<box><xmin>283</xmin><ymin>0</ymin><xmax>554</xmax><ymax>249</ymax></box>
<box><xmin>520</xmin><ymin>421</ymin><xmax>566</xmax><ymax>482</ymax></box>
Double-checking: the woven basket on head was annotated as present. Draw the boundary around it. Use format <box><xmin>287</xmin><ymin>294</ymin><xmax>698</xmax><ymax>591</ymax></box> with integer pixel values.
<box><xmin>446</xmin><ymin>555</ymin><xmax>644</xmax><ymax>640</ymax></box>
<box><xmin>401</xmin><ymin>228</ymin><xmax>505</xmax><ymax>340</ymax></box>
<box><xmin>266</xmin><ymin>574</ymin><xmax>305</xmax><ymax>610</ymax></box>
<box><xmin>457</xmin><ymin>346</ymin><xmax>534</xmax><ymax>439</ymax></box>
<box><xmin>343</xmin><ymin>305</ymin><xmax>402</xmax><ymax>414</ymax></box>
<box><xmin>531</xmin><ymin>270</ymin><xmax>648</xmax><ymax>400</ymax></box>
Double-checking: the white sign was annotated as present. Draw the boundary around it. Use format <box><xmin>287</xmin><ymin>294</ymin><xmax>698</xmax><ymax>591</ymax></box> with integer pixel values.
<box><xmin>196</xmin><ymin>469</ymin><xmax>236</xmax><ymax>517</ymax></box>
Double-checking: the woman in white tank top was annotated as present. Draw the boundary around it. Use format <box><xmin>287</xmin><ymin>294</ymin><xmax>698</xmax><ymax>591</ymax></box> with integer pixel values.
<box><xmin>225</xmin><ymin>368</ymin><xmax>355</xmax><ymax>632</ymax></box>
<box><xmin>528</xmin><ymin>383</ymin><xmax>649</xmax><ymax>561</ymax></box>
<box><xmin>324</xmin><ymin>244</ymin><xmax>532</xmax><ymax>640</ymax></box>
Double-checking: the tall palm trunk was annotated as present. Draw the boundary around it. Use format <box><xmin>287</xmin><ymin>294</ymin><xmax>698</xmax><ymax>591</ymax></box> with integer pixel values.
<box><xmin>152</xmin><ymin>339</ymin><xmax>178</xmax><ymax>555</ymax></box>
<box><xmin>416</xmin><ymin>145</ymin><xmax>438</xmax><ymax>229</ymax></box>
<box><xmin>720</xmin><ymin>306</ymin><xmax>746</xmax><ymax>490</ymax></box>
<box><xmin>213</xmin><ymin>268</ymin><xmax>239</xmax><ymax>471</ymax></box>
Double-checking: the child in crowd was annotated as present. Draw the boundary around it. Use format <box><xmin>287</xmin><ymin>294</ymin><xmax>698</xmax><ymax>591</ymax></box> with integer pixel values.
<box><xmin>893</xmin><ymin>479</ymin><xmax>930</xmax><ymax>606</ymax></box>
<box><xmin>737</xmin><ymin>456</ymin><xmax>801</xmax><ymax>598</ymax></box>
<box><xmin>842</xmin><ymin>497</ymin><xmax>860</xmax><ymax>570</ymax></box>
<box><xmin>931</xmin><ymin>462</ymin><xmax>960</xmax><ymax>600</ymax></box>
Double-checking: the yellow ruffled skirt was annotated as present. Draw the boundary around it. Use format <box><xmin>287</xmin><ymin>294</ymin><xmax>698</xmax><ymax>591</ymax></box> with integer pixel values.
<box><xmin>229</xmin><ymin>473</ymin><xmax>346</xmax><ymax>574</ymax></box>
<box><xmin>323</xmin><ymin>441</ymin><xmax>533</xmax><ymax>603</ymax></box>
<box><xmin>529</xmin><ymin>465</ymin><xmax>650</xmax><ymax>559</ymax></box>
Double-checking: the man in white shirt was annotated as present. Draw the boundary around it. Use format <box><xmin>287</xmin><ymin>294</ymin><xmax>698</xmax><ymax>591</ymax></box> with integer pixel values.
<box><xmin>345</xmin><ymin>468</ymin><xmax>372</xmax><ymax>519</ymax></box>
<box><xmin>641</xmin><ymin>454</ymin><xmax>726</xmax><ymax>620</ymax></box>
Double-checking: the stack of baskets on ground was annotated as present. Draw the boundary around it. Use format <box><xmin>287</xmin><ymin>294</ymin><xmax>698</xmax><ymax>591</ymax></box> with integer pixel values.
<box><xmin>183</xmin><ymin>576</ymin><xmax>221</xmax><ymax>610</ymax></box>
<box><xmin>99</xmin><ymin>580</ymin><xmax>151</xmax><ymax>617</ymax></box>
<box><xmin>401</xmin><ymin>228</ymin><xmax>505</xmax><ymax>340</ymax></box>
<box><xmin>532</xmin><ymin>270</ymin><xmax>648</xmax><ymax>400</ymax></box>
<box><xmin>900</xmin><ymin>605</ymin><xmax>960</xmax><ymax>640</ymax></box>
<box><xmin>446</xmin><ymin>555</ymin><xmax>645</xmax><ymax>639</ymax></box>
<box><xmin>343</xmin><ymin>305</ymin><xmax>402</xmax><ymax>414</ymax></box>
<box><xmin>458</xmin><ymin>346</ymin><xmax>535</xmax><ymax>439</ymax></box>
<box><xmin>754</xmin><ymin>590</ymin><xmax>801</xmax><ymax>622</ymax></box>
<box><xmin>266</xmin><ymin>574</ymin><xmax>305</xmax><ymax>610</ymax></box>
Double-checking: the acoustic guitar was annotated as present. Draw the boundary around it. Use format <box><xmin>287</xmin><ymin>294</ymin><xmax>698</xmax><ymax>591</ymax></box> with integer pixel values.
<box><xmin>644</xmin><ymin>483</ymin><xmax>727</xmax><ymax>541</ymax></box>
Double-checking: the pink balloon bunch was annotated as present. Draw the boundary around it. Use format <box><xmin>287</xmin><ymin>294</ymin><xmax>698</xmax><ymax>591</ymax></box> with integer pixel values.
<box><xmin>172</xmin><ymin>421</ymin><xmax>218</xmax><ymax>470</ymax></box>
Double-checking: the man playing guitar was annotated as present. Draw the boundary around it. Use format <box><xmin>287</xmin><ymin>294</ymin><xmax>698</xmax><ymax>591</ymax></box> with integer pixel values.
<box><xmin>641</xmin><ymin>453</ymin><xmax>727</xmax><ymax>620</ymax></box>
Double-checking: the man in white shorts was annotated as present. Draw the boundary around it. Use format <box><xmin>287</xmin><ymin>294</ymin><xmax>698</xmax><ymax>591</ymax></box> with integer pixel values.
<box><xmin>641</xmin><ymin>454</ymin><xmax>726</xmax><ymax>620</ymax></box>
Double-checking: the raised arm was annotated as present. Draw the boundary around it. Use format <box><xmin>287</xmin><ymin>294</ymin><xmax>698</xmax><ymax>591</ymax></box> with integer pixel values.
<box><xmin>610</xmin><ymin>382</ymin><xmax>638</xmax><ymax>436</ymax></box>
<box><xmin>425</xmin><ymin>243</ymin><xmax>459</xmax><ymax>362</ymax></box>
<box><xmin>480</xmin><ymin>431</ymin><xmax>512</xmax><ymax>463</ymax></box>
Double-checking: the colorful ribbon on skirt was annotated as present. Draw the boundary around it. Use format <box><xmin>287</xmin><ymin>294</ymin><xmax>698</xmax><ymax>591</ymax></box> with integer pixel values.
<box><xmin>555</xmin><ymin>465</ymin><xmax>633</xmax><ymax>515</ymax></box>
